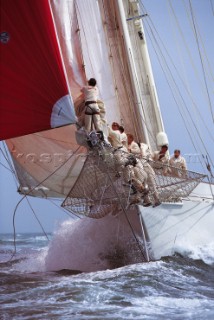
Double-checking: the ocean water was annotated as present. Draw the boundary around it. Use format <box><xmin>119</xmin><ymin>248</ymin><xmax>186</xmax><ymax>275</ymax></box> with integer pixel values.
<box><xmin>1</xmin><ymin>227</ymin><xmax>214</xmax><ymax>320</ymax></box>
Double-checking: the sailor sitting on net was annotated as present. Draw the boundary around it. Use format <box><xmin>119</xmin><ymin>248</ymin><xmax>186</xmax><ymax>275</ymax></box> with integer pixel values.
<box><xmin>124</xmin><ymin>154</ymin><xmax>160</xmax><ymax>207</ymax></box>
<box><xmin>152</xmin><ymin>145</ymin><xmax>170</xmax><ymax>175</ymax></box>
<box><xmin>126</xmin><ymin>134</ymin><xmax>161</xmax><ymax>207</ymax></box>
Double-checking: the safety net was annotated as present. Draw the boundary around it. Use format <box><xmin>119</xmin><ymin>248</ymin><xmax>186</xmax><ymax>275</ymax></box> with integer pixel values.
<box><xmin>62</xmin><ymin>146</ymin><xmax>206</xmax><ymax>218</ymax></box>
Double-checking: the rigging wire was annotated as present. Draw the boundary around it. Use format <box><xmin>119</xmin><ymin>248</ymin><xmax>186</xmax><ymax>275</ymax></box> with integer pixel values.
<box><xmin>188</xmin><ymin>0</ymin><xmax>214</xmax><ymax>123</ymax></box>
<box><xmin>166</xmin><ymin>0</ymin><xmax>214</xmax><ymax>142</ymax></box>
<box><xmin>101</xmin><ymin>0</ymin><xmax>158</xmax><ymax>147</ymax></box>
<box><xmin>141</xmin><ymin>21</ymin><xmax>208</xmax><ymax>172</ymax></box>
<box><xmin>8</xmin><ymin>146</ymin><xmax>83</xmax><ymax>260</ymax></box>
<box><xmin>182</xmin><ymin>0</ymin><xmax>214</xmax><ymax>84</ymax></box>
<box><xmin>1</xmin><ymin>143</ymin><xmax>20</xmax><ymax>188</ymax></box>
<box><xmin>25</xmin><ymin>197</ymin><xmax>49</xmax><ymax>241</ymax></box>
<box><xmin>105</xmin><ymin>164</ymin><xmax>148</xmax><ymax>262</ymax></box>
<box><xmin>139</xmin><ymin>0</ymin><xmax>214</xmax><ymax>170</ymax></box>
<box><xmin>0</xmin><ymin>160</ymin><xmax>14</xmax><ymax>172</ymax></box>
<box><xmin>0</xmin><ymin>146</ymin><xmax>16</xmax><ymax>175</ymax></box>
<box><xmin>211</xmin><ymin>0</ymin><xmax>214</xmax><ymax>16</ymax></box>
<box><xmin>101</xmin><ymin>0</ymin><xmax>151</xmax><ymax>141</ymax></box>
<box><xmin>170</xmin><ymin>1</ymin><xmax>214</xmax><ymax>143</ymax></box>
<box><xmin>75</xmin><ymin>1</ymin><xmax>96</xmax><ymax>80</ymax></box>
<box><xmin>147</xmin><ymin>32</ymin><xmax>206</xmax><ymax>170</ymax></box>
<box><xmin>127</xmin><ymin>15</ymin><xmax>163</xmax><ymax>147</ymax></box>
<box><xmin>74</xmin><ymin>0</ymin><xmax>87</xmax><ymax>82</ymax></box>
<box><xmin>168</xmin><ymin>0</ymin><xmax>206</xmax><ymax>99</ymax></box>
<box><xmin>47</xmin><ymin>197</ymin><xmax>82</xmax><ymax>220</ymax></box>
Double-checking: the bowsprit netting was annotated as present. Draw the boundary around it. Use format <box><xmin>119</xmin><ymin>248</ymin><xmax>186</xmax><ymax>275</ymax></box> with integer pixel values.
<box><xmin>62</xmin><ymin>149</ymin><xmax>130</xmax><ymax>218</ymax></box>
<box><xmin>152</xmin><ymin>165</ymin><xmax>206</xmax><ymax>202</ymax></box>
<box><xmin>62</xmin><ymin>148</ymin><xmax>206</xmax><ymax>218</ymax></box>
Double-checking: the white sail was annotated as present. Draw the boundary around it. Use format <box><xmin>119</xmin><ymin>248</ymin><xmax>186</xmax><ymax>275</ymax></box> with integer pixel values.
<box><xmin>6</xmin><ymin>126</ymin><xmax>87</xmax><ymax>198</ymax></box>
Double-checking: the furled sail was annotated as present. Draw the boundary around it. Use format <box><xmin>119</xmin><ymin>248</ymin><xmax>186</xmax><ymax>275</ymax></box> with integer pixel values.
<box><xmin>0</xmin><ymin>0</ymin><xmax>75</xmax><ymax>140</ymax></box>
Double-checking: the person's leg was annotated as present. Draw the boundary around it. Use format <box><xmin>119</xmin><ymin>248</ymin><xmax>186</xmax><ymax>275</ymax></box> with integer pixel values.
<box><xmin>93</xmin><ymin>114</ymin><xmax>101</xmax><ymax>131</ymax></box>
<box><xmin>84</xmin><ymin>114</ymin><xmax>92</xmax><ymax>132</ymax></box>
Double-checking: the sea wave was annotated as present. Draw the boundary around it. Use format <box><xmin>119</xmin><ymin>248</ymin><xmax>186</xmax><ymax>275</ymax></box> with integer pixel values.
<box><xmin>173</xmin><ymin>241</ymin><xmax>214</xmax><ymax>266</ymax></box>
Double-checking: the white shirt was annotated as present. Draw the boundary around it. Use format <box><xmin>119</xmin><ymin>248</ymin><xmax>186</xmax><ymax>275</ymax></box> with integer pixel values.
<box><xmin>81</xmin><ymin>85</ymin><xmax>99</xmax><ymax>102</ymax></box>
<box><xmin>128</xmin><ymin>141</ymin><xmax>141</xmax><ymax>156</ymax></box>
<box><xmin>152</xmin><ymin>150</ymin><xmax>169</xmax><ymax>163</ymax></box>
<box><xmin>140</xmin><ymin>143</ymin><xmax>152</xmax><ymax>159</ymax></box>
<box><xmin>152</xmin><ymin>150</ymin><xmax>169</xmax><ymax>174</ymax></box>
<box><xmin>120</xmin><ymin>132</ymin><xmax>128</xmax><ymax>148</ymax></box>
<box><xmin>108</xmin><ymin>127</ymin><xmax>123</xmax><ymax>148</ymax></box>
<box><xmin>169</xmin><ymin>155</ymin><xmax>187</xmax><ymax>177</ymax></box>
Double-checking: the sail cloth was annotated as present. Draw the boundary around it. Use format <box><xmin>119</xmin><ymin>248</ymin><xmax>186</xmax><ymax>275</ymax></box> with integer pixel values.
<box><xmin>4</xmin><ymin>0</ymin><xmax>89</xmax><ymax>198</ymax></box>
<box><xmin>0</xmin><ymin>0</ymin><xmax>75</xmax><ymax>140</ymax></box>
<box><xmin>3</xmin><ymin>0</ymin><xmax>167</xmax><ymax>199</ymax></box>
<box><xmin>6</xmin><ymin>125</ymin><xmax>87</xmax><ymax>198</ymax></box>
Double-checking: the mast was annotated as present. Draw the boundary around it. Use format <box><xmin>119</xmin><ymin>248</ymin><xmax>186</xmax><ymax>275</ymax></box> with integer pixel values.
<box><xmin>116</xmin><ymin>0</ymin><xmax>168</xmax><ymax>149</ymax></box>
<box><xmin>129</xmin><ymin>0</ymin><xmax>165</xmax><ymax>133</ymax></box>
<box><xmin>116</xmin><ymin>0</ymin><xmax>150</xmax><ymax>145</ymax></box>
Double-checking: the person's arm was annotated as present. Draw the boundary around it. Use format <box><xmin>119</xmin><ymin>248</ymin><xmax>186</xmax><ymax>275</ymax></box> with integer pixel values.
<box><xmin>108</xmin><ymin>126</ymin><xmax>120</xmax><ymax>141</ymax></box>
<box><xmin>181</xmin><ymin>158</ymin><xmax>187</xmax><ymax>171</ymax></box>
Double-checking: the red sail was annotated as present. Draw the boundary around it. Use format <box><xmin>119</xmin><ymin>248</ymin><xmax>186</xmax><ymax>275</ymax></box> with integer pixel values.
<box><xmin>0</xmin><ymin>0</ymin><xmax>76</xmax><ymax>140</ymax></box>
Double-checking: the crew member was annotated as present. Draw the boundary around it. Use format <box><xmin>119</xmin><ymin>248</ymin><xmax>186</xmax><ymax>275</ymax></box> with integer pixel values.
<box><xmin>152</xmin><ymin>145</ymin><xmax>170</xmax><ymax>175</ymax></box>
<box><xmin>169</xmin><ymin>149</ymin><xmax>187</xmax><ymax>177</ymax></box>
<box><xmin>81</xmin><ymin>78</ymin><xmax>101</xmax><ymax>132</ymax></box>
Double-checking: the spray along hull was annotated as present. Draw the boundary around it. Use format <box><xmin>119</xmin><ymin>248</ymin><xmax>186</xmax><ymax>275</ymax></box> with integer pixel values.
<box><xmin>138</xmin><ymin>182</ymin><xmax>214</xmax><ymax>260</ymax></box>
<box><xmin>44</xmin><ymin>182</ymin><xmax>213</xmax><ymax>272</ymax></box>
<box><xmin>45</xmin><ymin>206</ymin><xmax>148</xmax><ymax>273</ymax></box>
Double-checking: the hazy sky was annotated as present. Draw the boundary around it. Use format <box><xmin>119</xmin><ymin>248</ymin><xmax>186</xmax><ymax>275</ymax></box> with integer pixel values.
<box><xmin>0</xmin><ymin>0</ymin><xmax>213</xmax><ymax>233</ymax></box>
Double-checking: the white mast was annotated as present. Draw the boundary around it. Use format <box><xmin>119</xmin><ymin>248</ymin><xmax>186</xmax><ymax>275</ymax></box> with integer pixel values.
<box><xmin>129</xmin><ymin>0</ymin><xmax>165</xmax><ymax>134</ymax></box>
<box><xmin>116</xmin><ymin>0</ymin><xmax>168</xmax><ymax>148</ymax></box>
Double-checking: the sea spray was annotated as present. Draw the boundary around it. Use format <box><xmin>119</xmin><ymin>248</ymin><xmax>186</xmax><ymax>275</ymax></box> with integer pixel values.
<box><xmin>174</xmin><ymin>241</ymin><xmax>214</xmax><ymax>265</ymax></box>
<box><xmin>44</xmin><ymin>209</ymin><xmax>145</xmax><ymax>272</ymax></box>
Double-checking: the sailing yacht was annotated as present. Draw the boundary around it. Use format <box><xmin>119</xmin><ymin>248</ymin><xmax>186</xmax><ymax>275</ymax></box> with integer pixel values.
<box><xmin>1</xmin><ymin>0</ymin><xmax>213</xmax><ymax>272</ymax></box>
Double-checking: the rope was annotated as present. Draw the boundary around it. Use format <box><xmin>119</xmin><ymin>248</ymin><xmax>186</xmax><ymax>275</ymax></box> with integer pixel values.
<box><xmin>25</xmin><ymin>197</ymin><xmax>49</xmax><ymax>241</ymax></box>
<box><xmin>211</xmin><ymin>0</ymin><xmax>214</xmax><ymax>16</ymax></box>
<box><xmin>188</xmin><ymin>0</ymin><xmax>214</xmax><ymax>123</ymax></box>
<box><xmin>75</xmin><ymin>1</ymin><xmax>95</xmax><ymax>80</ymax></box>
<box><xmin>7</xmin><ymin>145</ymin><xmax>82</xmax><ymax>261</ymax></box>
<box><xmin>105</xmin><ymin>165</ymin><xmax>148</xmax><ymax>262</ymax></box>
<box><xmin>139</xmin><ymin>2</ymin><xmax>213</xmax><ymax>171</ymax></box>
<box><xmin>141</xmin><ymin>24</ymin><xmax>207</xmax><ymax>173</ymax></box>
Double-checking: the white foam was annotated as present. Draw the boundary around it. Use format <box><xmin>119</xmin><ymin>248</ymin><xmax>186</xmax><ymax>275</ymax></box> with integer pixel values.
<box><xmin>44</xmin><ymin>218</ymin><xmax>113</xmax><ymax>272</ymax></box>
<box><xmin>174</xmin><ymin>240</ymin><xmax>214</xmax><ymax>265</ymax></box>
<box><xmin>13</xmin><ymin>248</ymin><xmax>47</xmax><ymax>273</ymax></box>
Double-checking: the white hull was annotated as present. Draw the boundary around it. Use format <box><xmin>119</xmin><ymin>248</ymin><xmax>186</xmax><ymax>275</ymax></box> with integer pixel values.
<box><xmin>139</xmin><ymin>182</ymin><xmax>214</xmax><ymax>260</ymax></box>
